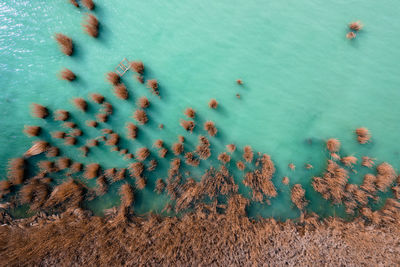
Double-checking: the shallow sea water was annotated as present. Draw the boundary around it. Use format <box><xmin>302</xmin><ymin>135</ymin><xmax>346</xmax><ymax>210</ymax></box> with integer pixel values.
<box><xmin>1</xmin><ymin>0</ymin><xmax>400</xmax><ymax>219</ymax></box>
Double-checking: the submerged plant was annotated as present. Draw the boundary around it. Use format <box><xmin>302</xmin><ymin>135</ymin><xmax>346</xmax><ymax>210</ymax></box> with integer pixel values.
<box><xmin>326</xmin><ymin>138</ymin><xmax>340</xmax><ymax>152</ymax></box>
<box><xmin>136</xmin><ymin>147</ymin><xmax>150</xmax><ymax>161</ymax></box>
<box><xmin>147</xmin><ymin>79</ymin><xmax>159</xmax><ymax>96</ymax></box>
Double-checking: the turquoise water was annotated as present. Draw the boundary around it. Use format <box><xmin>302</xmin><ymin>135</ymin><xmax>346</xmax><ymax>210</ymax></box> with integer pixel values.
<box><xmin>1</xmin><ymin>0</ymin><xmax>400</xmax><ymax>219</ymax></box>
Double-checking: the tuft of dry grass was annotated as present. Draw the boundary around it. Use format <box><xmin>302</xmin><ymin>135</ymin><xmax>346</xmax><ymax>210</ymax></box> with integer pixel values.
<box><xmin>105</xmin><ymin>133</ymin><xmax>119</xmax><ymax>146</ymax></box>
<box><xmin>106</xmin><ymin>72</ymin><xmax>120</xmax><ymax>85</ymax></box>
<box><xmin>326</xmin><ymin>138</ymin><xmax>340</xmax><ymax>152</ymax></box>
<box><xmin>63</xmin><ymin>122</ymin><xmax>76</xmax><ymax>129</ymax></box>
<box><xmin>113</xmin><ymin>83</ymin><xmax>128</xmax><ymax>100</ymax></box>
<box><xmin>87</xmin><ymin>139</ymin><xmax>99</xmax><ymax>147</ymax></box>
<box><xmin>208</xmin><ymin>99</ymin><xmax>218</xmax><ymax>109</ymax></box>
<box><xmin>54</xmin><ymin>109</ymin><xmax>69</xmax><ymax>121</ymax></box>
<box><xmin>96</xmin><ymin>113</ymin><xmax>108</xmax><ymax>123</ymax></box>
<box><xmin>57</xmin><ymin>157</ymin><xmax>71</xmax><ymax>170</ymax></box>
<box><xmin>81</xmin><ymin>0</ymin><xmax>95</xmax><ymax>10</ymax></box>
<box><xmin>184</xmin><ymin>108</ymin><xmax>195</xmax><ymax>118</ymax></box>
<box><xmin>180</xmin><ymin>120</ymin><xmax>195</xmax><ymax>133</ymax></box>
<box><xmin>147</xmin><ymin>79</ymin><xmax>159</xmax><ymax>96</ymax></box>
<box><xmin>24</xmin><ymin>126</ymin><xmax>41</xmax><ymax>137</ymax></box>
<box><xmin>236</xmin><ymin>161</ymin><xmax>245</xmax><ymax>170</ymax></box>
<box><xmin>172</xmin><ymin>143</ymin><xmax>184</xmax><ymax>155</ymax></box>
<box><xmin>7</xmin><ymin>158</ymin><xmax>26</xmax><ymax>185</ymax></box>
<box><xmin>136</xmin><ymin>177</ymin><xmax>146</xmax><ymax>190</ymax></box>
<box><xmin>204</xmin><ymin>121</ymin><xmax>217</xmax><ymax>136</ymax></box>
<box><xmin>130</xmin><ymin>61</ymin><xmax>144</xmax><ymax>74</ymax></box>
<box><xmin>226</xmin><ymin>144</ymin><xmax>236</xmax><ymax>153</ymax></box>
<box><xmin>79</xmin><ymin>146</ymin><xmax>89</xmax><ymax>157</ymax></box>
<box><xmin>148</xmin><ymin>159</ymin><xmax>158</xmax><ymax>172</ymax></box>
<box><xmin>178</xmin><ymin>135</ymin><xmax>185</xmax><ymax>143</ymax></box>
<box><xmin>51</xmin><ymin>131</ymin><xmax>66</xmax><ymax>139</ymax></box>
<box><xmin>243</xmin><ymin>146</ymin><xmax>254</xmax><ymax>163</ymax></box>
<box><xmin>71</xmin><ymin>129</ymin><xmax>83</xmax><ymax>137</ymax></box>
<box><xmin>282</xmin><ymin>176</ymin><xmax>289</xmax><ymax>185</ymax></box>
<box><xmin>153</xmin><ymin>139</ymin><xmax>164</xmax><ymax>148</ymax></box>
<box><xmin>31</xmin><ymin>104</ymin><xmax>49</xmax><ymax>119</ymax></box>
<box><xmin>86</xmin><ymin>120</ymin><xmax>98</xmax><ymax>128</ymax></box>
<box><xmin>129</xmin><ymin>162</ymin><xmax>144</xmax><ymax>178</ymax></box>
<box><xmin>137</xmin><ymin>97</ymin><xmax>150</xmax><ymax>108</ymax></box>
<box><xmin>46</xmin><ymin>146</ymin><xmax>59</xmax><ymax>157</ymax></box>
<box><xmin>70</xmin><ymin>162</ymin><xmax>83</xmax><ymax>173</ymax></box>
<box><xmin>84</xmin><ymin>163</ymin><xmax>100</xmax><ymax>179</ymax></box>
<box><xmin>346</xmin><ymin>32</ymin><xmax>356</xmax><ymax>39</ymax></box>
<box><xmin>55</xmin><ymin>33</ymin><xmax>73</xmax><ymax>56</ymax></box>
<box><xmin>341</xmin><ymin>156</ymin><xmax>358</xmax><ymax>167</ymax></box>
<box><xmin>69</xmin><ymin>0</ymin><xmax>79</xmax><ymax>7</ymax></box>
<box><xmin>72</xmin><ymin>98</ymin><xmax>87</xmax><ymax>112</ymax></box>
<box><xmin>159</xmin><ymin>148</ymin><xmax>168</xmax><ymax>158</ymax></box>
<box><xmin>101</xmin><ymin>102</ymin><xmax>113</xmax><ymax>115</ymax></box>
<box><xmin>356</xmin><ymin>127</ymin><xmax>371</xmax><ymax>144</ymax></box>
<box><xmin>185</xmin><ymin>152</ymin><xmax>200</xmax><ymax>166</ymax></box>
<box><xmin>59</xmin><ymin>68</ymin><xmax>76</xmax><ymax>81</ymax></box>
<box><xmin>291</xmin><ymin>184</ymin><xmax>308</xmax><ymax>210</ymax></box>
<box><xmin>126</xmin><ymin>123</ymin><xmax>138</xmax><ymax>139</ymax></box>
<box><xmin>64</xmin><ymin>137</ymin><xmax>77</xmax><ymax>146</ymax></box>
<box><xmin>90</xmin><ymin>93</ymin><xmax>105</xmax><ymax>104</ymax></box>
<box><xmin>82</xmin><ymin>14</ymin><xmax>98</xmax><ymax>38</ymax></box>
<box><xmin>154</xmin><ymin>179</ymin><xmax>166</xmax><ymax>194</ymax></box>
<box><xmin>361</xmin><ymin>156</ymin><xmax>375</xmax><ymax>168</ymax></box>
<box><xmin>349</xmin><ymin>21</ymin><xmax>363</xmax><ymax>31</ymax></box>
<box><xmin>133</xmin><ymin>109</ymin><xmax>148</xmax><ymax>124</ymax></box>
<box><xmin>24</xmin><ymin>141</ymin><xmax>49</xmax><ymax>157</ymax></box>
<box><xmin>218</xmin><ymin>152</ymin><xmax>231</xmax><ymax>164</ymax></box>
<box><xmin>136</xmin><ymin>147</ymin><xmax>150</xmax><ymax>161</ymax></box>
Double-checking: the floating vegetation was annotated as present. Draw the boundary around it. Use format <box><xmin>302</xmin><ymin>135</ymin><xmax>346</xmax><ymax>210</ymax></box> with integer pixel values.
<box><xmin>81</xmin><ymin>0</ymin><xmax>94</xmax><ymax>10</ymax></box>
<box><xmin>361</xmin><ymin>156</ymin><xmax>375</xmax><ymax>168</ymax></box>
<box><xmin>90</xmin><ymin>93</ymin><xmax>105</xmax><ymax>104</ymax></box>
<box><xmin>204</xmin><ymin>121</ymin><xmax>217</xmax><ymax>136</ymax></box>
<box><xmin>87</xmin><ymin>139</ymin><xmax>98</xmax><ymax>147</ymax></box>
<box><xmin>208</xmin><ymin>98</ymin><xmax>218</xmax><ymax>109</ymax></box>
<box><xmin>59</xmin><ymin>68</ymin><xmax>76</xmax><ymax>81</ymax></box>
<box><xmin>54</xmin><ymin>110</ymin><xmax>69</xmax><ymax>121</ymax></box>
<box><xmin>79</xmin><ymin>146</ymin><xmax>89</xmax><ymax>157</ymax></box>
<box><xmin>159</xmin><ymin>148</ymin><xmax>168</xmax><ymax>158</ymax></box>
<box><xmin>376</xmin><ymin>162</ymin><xmax>396</xmax><ymax>192</ymax></box>
<box><xmin>31</xmin><ymin>104</ymin><xmax>48</xmax><ymax>119</ymax></box>
<box><xmin>113</xmin><ymin>83</ymin><xmax>128</xmax><ymax>100</ymax></box>
<box><xmin>71</xmin><ymin>129</ymin><xmax>83</xmax><ymax>137</ymax></box>
<box><xmin>185</xmin><ymin>152</ymin><xmax>200</xmax><ymax>166</ymax></box>
<box><xmin>138</xmin><ymin>97</ymin><xmax>150</xmax><ymax>108</ymax></box>
<box><xmin>55</xmin><ymin>33</ymin><xmax>73</xmax><ymax>56</ymax></box>
<box><xmin>83</xmin><ymin>14</ymin><xmax>99</xmax><ymax>38</ymax></box>
<box><xmin>346</xmin><ymin>32</ymin><xmax>356</xmax><ymax>39</ymax></box>
<box><xmin>19</xmin><ymin>179</ymin><xmax>49</xmax><ymax>211</ymax></box>
<box><xmin>133</xmin><ymin>109</ymin><xmax>148</xmax><ymax>124</ymax></box>
<box><xmin>356</xmin><ymin>127</ymin><xmax>371</xmax><ymax>144</ymax></box>
<box><xmin>25</xmin><ymin>141</ymin><xmax>49</xmax><ymax>157</ymax></box>
<box><xmin>96</xmin><ymin>113</ymin><xmax>108</xmax><ymax>123</ymax></box>
<box><xmin>129</xmin><ymin>162</ymin><xmax>144</xmax><ymax>179</ymax></box>
<box><xmin>130</xmin><ymin>61</ymin><xmax>144</xmax><ymax>74</ymax></box>
<box><xmin>282</xmin><ymin>176</ymin><xmax>289</xmax><ymax>185</ymax></box>
<box><xmin>23</xmin><ymin>126</ymin><xmax>41</xmax><ymax>137</ymax></box>
<box><xmin>101</xmin><ymin>102</ymin><xmax>113</xmax><ymax>115</ymax></box>
<box><xmin>63</xmin><ymin>122</ymin><xmax>76</xmax><ymax>129</ymax></box>
<box><xmin>70</xmin><ymin>162</ymin><xmax>83</xmax><ymax>173</ymax></box>
<box><xmin>180</xmin><ymin>119</ymin><xmax>195</xmax><ymax>133</ymax></box>
<box><xmin>148</xmin><ymin>160</ymin><xmax>158</xmax><ymax>171</ymax></box>
<box><xmin>147</xmin><ymin>79</ymin><xmax>159</xmax><ymax>96</ymax></box>
<box><xmin>72</xmin><ymin>98</ymin><xmax>87</xmax><ymax>112</ymax></box>
<box><xmin>184</xmin><ymin>108</ymin><xmax>195</xmax><ymax>118</ymax></box>
<box><xmin>106</xmin><ymin>72</ymin><xmax>120</xmax><ymax>86</ymax></box>
<box><xmin>84</xmin><ymin>163</ymin><xmax>100</xmax><ymax>179</ymax></box>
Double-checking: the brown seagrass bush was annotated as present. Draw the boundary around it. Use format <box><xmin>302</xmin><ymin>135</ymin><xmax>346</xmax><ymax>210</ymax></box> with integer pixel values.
<box><xmin>55</xmin><ymin>33</ymin><xmax>73</xmax><ymax>56</ymax></box>
<box><xmin>84</xmin><ymin>163</ymin><xmax>100</xmax><ymax>179</ymax></box>
<box><xmin>133</xmin><ymin>109</ymin><xmax>148</xmax><ymax>124</ymax></box>
<box><xmin>153</xmin><ymin>139</ymin><xmax>164</xmax><ymax>149</ymax></box>
<box><xmin>114</xmin><ymin>83</ymin><xmax>128</xmax><ymax>100</ymax></box>
<box><xmin>126</xmin><ymin>123</ymin><xmax>138</xmax><ymax>139</ymax></box>
<box><xmin>59</xmin><ymin>68</ymin><xmax>76</xmax><ymax>81</ymax></box>
<box><xmin>72</xmin><ymin>98</ymin><xmax>87</xmax><ymax>112</ymax></box>
<box><xmin>31</xmin><ymin>104</ymin><xmax>48</xmax><ymax>119</ymax></box>
<box><xmin>147</xmin><ymin>79</ymin><xmax>159</xmax><ymax>96</ymax></box>
<box><xmin>172</xmin><ymin>142</ymin><xmax>184</xmax><ymax>155</ymax></box>
<box><xmin>23</xmin><ymin>125</ymin><xmax>41</xmax><ymax>137</ymax></box>
<box><xmin>154</xmin><ymin>178</ymin><xmax>166</xmax><ymax>194</ymax></box>
<box><xmin>136</xmin><ymin>147</ymin><xmax>150</xmax><ymax>161</ymax></box>
<box><xmin>204</xmin><ymin>121</ymin><xmax>217</xmax><ymax>136</ymax></box>
<box><xmin>106</xmin><ymin>72</ymin><xmax>120</xmax><ymax>85</ymax></box>
<box><xmin>53</xmin><ymin>109</ymin><xmax>69</xmax><ymax>121</ymax></box>
<box><xmin>90</xmin><ymin>93</ymin><xmax>105</xmax><ymax>104</ymax></box>
<box><xmin>138</xmin><ymin>97</ymin><xmax>150</xmax><ymax>108</ymax></box>
<box><xmin>83</xmin><ymin>14</ymin><xmax>99</xmax><ymax>38</ymax></box>
<box><xmin>326</xmin><ymin>138</ymin><xmax>340</xmax><ymax>152</ymax></box>
<box><xmin>208</xmin><ymin>98</ymin><xmax>218</xmax><ymax>109</ymax></box>
<box><xmin>129</xmin><ymin>162</ymin><xmax>144</xmax><ymax>178</ymax></box>
<box><xmin>81</xmin><ymin>0</ymin><xmax>95</xmax><ymax>10</ymax></box>
<box><xmin>180</xmin><ymin>120</ymin><xmax>195</xmax><ymax>133</ymax></box>
<box><xmin>184</xmin><ymin>107</ymin><xmax>195</xmax><ymax>118</ymax></box>
<box><xmin>7</xmin><ymin>158</ymin><xmax>26</xmax><ymax>185</ymax></box>
<box><xmin>130</xmin><ymin>61</ymin><xmax>144</xmax><ymax>74</ymax></box>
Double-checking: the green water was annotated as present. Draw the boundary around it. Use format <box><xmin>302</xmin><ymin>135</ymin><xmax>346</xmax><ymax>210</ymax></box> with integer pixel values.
<box><xmin>1</xmin><ymin>0</ymin><xmax>400</xmax><ymax>220</ymax></box>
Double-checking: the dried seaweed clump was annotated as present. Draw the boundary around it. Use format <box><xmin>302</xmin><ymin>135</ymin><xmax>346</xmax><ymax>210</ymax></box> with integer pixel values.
<box><xmin>180</xmin><ymin>120</ymin><xmax>195</xmax><ymax>133</ymax></box>
<box><xmin>136</xmin><ymin>147</ymin><xmax>150</xmax><ymax>161</ymax></box>
<box><xmin>236</xmin><ymin>161</ymin><xmax>245</xmax><ymax>170</ymax></box>
<box><xmin>147</xmin><ymin>79</ymin><xmax>159</xmax><ymax>96</ymax></box>
<box><xmin>7</xmin><ymin>158</ymin><xmax>26</xmax><ymax>185</ymax></box>
<box><xmin>204</xmin><ymin>121</ymin><xmax>217</xmax><ymax>137</ymax></box>
<box><xmin>129</xmin><ymin>162</ymin><xmax>144</xmax><ymax>179</ymax></box>
<box><xmin>376</xmin><ymin>162</ymin><xmax>396</xmax><ymax>192</ymax></box>
<box><xmin>114</xmin><ymin>83</ymin><xmax>128</xmax><ymax>100</ymax></box>
<box><xmin>362</xmin><ymin>156</ymin><xmax>375</xmax><ymax>168</ymax></box>
<box><xmin>54</xmin><ymin>109</ymin><xmax>69</xmax><ymax>121</ymax></box>
<box><xmin>138</xmin><ymin>97</ymin><xmax>150</xmax><ymax>108</ymax></box>
<box><xmin>73</xmin><ymin>98</ymin><xmax>87</xmax><ymax>112</ymax></box>
<box><xmin>31</xmin><ymin>104</ymin><xmax>49</xmax><ymax>119</ymax></box>
<box><xmin>106</xmin><ymin>72</ymin><xmax>120</xmax><ymax>86</ymax></box>
<box><xmin>45</xmin><ymin>179</ymin><xmax>83</xmax><ymax>209</ymax></box>
<box><xmin>86</xmin><ymin>120</ymin><xmax>97</xmax><ymax>128</ymax></box>
<box><xmin>153</xmin><ymin>139</ymin><xmax>163</xmax><ymax>149</ymax></box>
<box><xmin>312</xmin><ymin>160</ymin><xmax>349</xmax><ymax>204</ymax></box>
<box><xmin>105</xmin><ymin>133</ymin><xmax>119</xmax><ymax>146</ymax></box>
<box><xmin>19</xmin><ymin>179</ymin><xmax>49</xmax><ymax>211</ymax></box>
<box><xmin>243</xmin><ymin>145</ymin><xmax>254</xmax><ymax>163</ymax></box>
<box><xmin>81</xmin><ymin>0</ymin><xmax>95</xmax><ymax>10</ymax></box>
<box><xmin>349</xmin><ymin>21</ymin><xmax>363</xmax><ymax>31</ymax></box>
<box><xmin>133</xmin><ymin>109</ymin><xmax>148</xmax><ymax>125</ymax></box>
<box><xmin>126</xmin><ymin>123</ymin><xmax>138</xmax><ymax>139</ymax></box>
<box><xmin>130</xmin><ymin>61</ymin><xmax>144</xmax><ymax>74</ymax></box>
<box><xmin>172</xmin><ymin>142</ymin><xmax>184</xmax><ymax>155</ymax></box>
<box><xmin>184</xmin><ymin>108</ymin><xmax>195</xmax><ymax>118</ymax></box>
<box><xmin>208</xmin><ymin>99</ymin><xmax>218</xmax><ymax>109</ymax></box>
<box><xmin>341</xmin><ymin>156</ymin><xmax>358</xmax><ymax>167</ymax></box>
<box><xmin>154</xmin><ymin>179</ymin><xmax>166</xmax><ymax>194</ymax></box>
<box><xmin>326</xmin><ymin>138</ymin><xmax>340</xmax><ymax>152</ymax></box>
<box><xmin>59</xmin><ymin>68</ymin><xmax>76</xmax><ymax>81</ymax></box>
<box><xmin>83</xmin><ymin>14</ymin><xmax>98</xmax><ymax>38</ymax></box>
<box><xmin>243</xmin><ymin>154</ymin><xmax>276</xmax><ymax>202</ymax></box>
<box><xmin>226</xmin><ymin>144</ymin><xmax>236</xmax><ymax>153</ymax></box>
<box><xmin>195</xmin><ymin>136</ymin><xmax>211</xmax><ymax>160</ymax></box>
<box><xmin>55</xmin><ymin>33</ymin><xmax>73</xmax><ymax>56</ymax></box>
<box><xmin>185</xmin><ymin>152</ymin><xmax>200</xmax><ymax>166</ymax></box>
<box><xmin>84</xmin><ymin>163</ymin><xmax>100</xmax><ymax>179</ymax></box>
<box><xmin>57</xmin><ymin>157</ymin><xmax>71</xmax><ymax>170</ymax></box>
<box><xmin>90</xmin><ymin>93</ymin><xmax>105</xmax><ymax>104</ymax></box>
<box><xmin>24</xmin><ymin>126</ymin><xmax>41</xmax><ymax>137</ymax></box>
<box><xmin>218</xmin><ymin>152</ymin><xmax>231</xmax><ymax>164</ymax></box>
<box><xmin>356</xmin><ymin>127</ymin><xmax>371</xmax><ymax>144</ymax></box>
<box><xmin>291</xmin><ymin>184</ymin><xmax>308</xmax><ymax>210</ymax></box>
